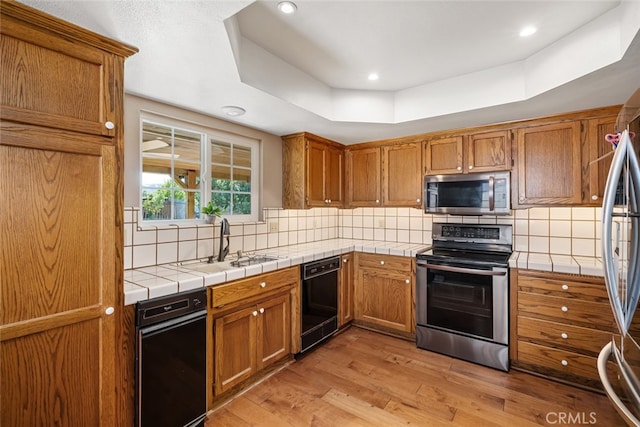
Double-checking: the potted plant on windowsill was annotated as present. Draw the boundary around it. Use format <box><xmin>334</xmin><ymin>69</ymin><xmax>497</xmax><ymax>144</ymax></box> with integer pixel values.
<box><xmin>201</xmin><ymin>201</ymin><xmax>223</xmax><ymax>224</ymax></box>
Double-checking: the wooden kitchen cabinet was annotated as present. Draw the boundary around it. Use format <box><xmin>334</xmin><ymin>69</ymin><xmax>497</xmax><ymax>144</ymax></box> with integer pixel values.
<box><xmin>282</xmin><ymin>132</ymin><xmax>344</xmax><ymax>208</ymax></box>
<box><xmin>354</xmin><ymin>253</ymin><xmax>414</xmax><ymax>337</ymax></box>
<box><xmin>514</xmin><ymin>121</ymin><xmax>583</xmax><ymax>206</ymax></box>
<box><xmin>208</xmin><ymin>266</ymin><xmax>299</xmax><ymax>403</ymax></box>
<box><xmin>424</xmin><ymin>130</ymin><xmax>511</xmax><ymax>175</ymax></box>
<box><xmin>511</xmin><ymin>269</ymin><xmax>616</xmax><ymax>389</ymax></box>
<box><xmin>338</xmin><ymin>252</ymin><xmax>354</xmax><ymax>327</ymax></box>
<box><xmin>345</xmin><ymin>146</ymin><xmax>382</xmax><ymax>207</ymax></box>
<box><xmin>346</xmin><ymin>142</ymin><xmax>422</xmax><ymax>208</ymax></box>
<box><xmin>0</xmin><ymin>3</ymin><xmax>137</xmax><ymax>426</ymax></box>
<box><xmin>584</xmin><ymin>115</ymin><xmax>618</xmax><ymax>205</ymax></box>
<box><xmin>212</xmin><ymin>292</ymin><xmax>290</xmax><ymax>395</ymax></box>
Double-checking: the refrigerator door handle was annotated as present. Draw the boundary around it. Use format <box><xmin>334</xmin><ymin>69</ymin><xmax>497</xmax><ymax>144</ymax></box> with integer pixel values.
<box><xmin>603</xmin><ymin>132</ymin><xmax>631</xmax><ymax>335</ymax></box>
<box><xmin>624</xmin><ymin>132</ymin><xmax>640</xmax><ymax>332</ymax></box>
<box><xmin>598</xmin><ymin>341</ymin><xmax>640</xmax><ymax>426</ymax></box>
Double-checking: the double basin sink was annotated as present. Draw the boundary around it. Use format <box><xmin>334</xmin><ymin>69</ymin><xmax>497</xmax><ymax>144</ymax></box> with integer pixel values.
<box><xmin>174</xmin><ymin>254</ymin><xmax>280</xmax><ymax>274</ymax></box>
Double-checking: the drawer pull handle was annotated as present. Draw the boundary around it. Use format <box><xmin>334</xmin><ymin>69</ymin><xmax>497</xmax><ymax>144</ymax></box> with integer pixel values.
<box><xmin>562</xmin><ymin>284</ymin><xmax>569</xmax><ymax>291</ymax></box>
<box><xmin>561</xmin><ymin>306</ymin><xmax>568</xmax><ymax>312</ymax></box>
<box><xmin>252</xmin><ymin>310</ymin><xmax>258</xmax><ymax>317</ymax></box>
<box><xmin>380</xmin><ymin>261</ymin><xmax>385</xmax><ymax>265</ymax></box>
<box><xmin>259</xmin><ymin>307</ymin><xmax>265</xmax><ymax>314</ymax></box>
<box><xmin>561</xmin><ymin>360</ymin><xmax>568</xmax><ymax>366</ymax></box>
<box><xmin>260</xmin><ymin>282</ymin><xmax>266</xmax><ymax>288</ymax></box>
<box><xmin>561</xmin><ymin>333</ymin><xmax>568</xmax><ymax>339</ymax></box>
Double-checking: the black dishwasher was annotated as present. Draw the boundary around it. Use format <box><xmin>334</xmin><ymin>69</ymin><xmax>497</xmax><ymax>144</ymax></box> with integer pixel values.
<box><xmin>136</xmin><ymin>288</ymin><xmax>207</xmax><ymax>427</ymax></box>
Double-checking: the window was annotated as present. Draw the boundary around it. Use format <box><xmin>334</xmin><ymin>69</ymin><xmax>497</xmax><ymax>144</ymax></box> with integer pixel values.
<box><xmin>140</xmin><ymin>115</ymin><xmax>259</xmax><ymax>222</ymax></box>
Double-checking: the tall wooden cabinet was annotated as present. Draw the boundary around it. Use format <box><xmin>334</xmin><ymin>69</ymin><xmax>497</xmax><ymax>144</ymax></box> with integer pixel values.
<box><xmin>282</xmin><ymin>132</ymin><xmax>344</xmax><ymax>208</ymax></box>
<box><xmin>0</xmin><ymin>3</ymin><xmax>137</xmax><ymax>426</ymax></box>
<box><xmin>338</xmin><ymin>252</ymin><xmax>354</xmax><ymax>327</ymax></box>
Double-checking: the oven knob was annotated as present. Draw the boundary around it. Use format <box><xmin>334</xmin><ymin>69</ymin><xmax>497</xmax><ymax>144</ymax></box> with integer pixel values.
<box><xmin>561</xmin><ymin>306</ymin><xmax>568</xmax><ymax>312</ymax></box>
<box><xmin>561</xmin><ymin>333</ymin><xmax>568</xmax><ymax>339</ymax></box>
<box><xmin>561</xmin><ymin>360</ymin><xmax>568</xmax><ymax>366</ymax></box>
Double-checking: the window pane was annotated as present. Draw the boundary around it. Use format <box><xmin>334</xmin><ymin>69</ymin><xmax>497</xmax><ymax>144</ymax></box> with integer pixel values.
<box><xmin>213</xmin><ymin>193</ymin><xmax>231</xmax><ymax>215</ymax></box>
<box><xmin>212</xmin><ymin>141</ymin><xmax>231</xmax><ymax>164</ymax></box>
<box><xmin>142</xmin><ymin>188</ymin><xmax>171</xmax><ymax>220</ymax></box>
<box><xmin>232</xmin><ymin>168</ymin><xmax>251</xmax><ymax>192</ymax></box>
<box><xmin>232</xmin><ymin>193</ymin><xmax>251</xmax><ymax>215</ymax></box>
<box><xmin>212</xmin><ymin>166</ymin><xmax>231</xmax><ymax>190</ymax></box>
<box><xmin>233</xmin><ymin>145</ymin><xmax>251</xmax><ymax>168</ymax></box>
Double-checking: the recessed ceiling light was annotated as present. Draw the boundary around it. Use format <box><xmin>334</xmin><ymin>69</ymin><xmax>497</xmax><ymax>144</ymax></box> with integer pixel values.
<box><xmin>277</xmin><ymin>1</ymin><xmax>297</xmax><ymax>15</ymax></box>
<box><xmin>368</xmin><ymin>73</ymin><xmax>379</xmax><ymax>81</ymax></box>
<box><xmin>222</xmin><ymin>106</ymin><xmax>246</xmax><ymax>117</ymax></box>
<box><xmin>520</xmin><ymin>26</ymin><xmax>537</xmax><ymax>37</ymax></box>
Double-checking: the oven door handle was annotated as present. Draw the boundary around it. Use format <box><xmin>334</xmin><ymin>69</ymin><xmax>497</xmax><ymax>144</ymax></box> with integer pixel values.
<box><xmin>422</xmin><ymin>263</ymin><xmax>507</xmax><ymax>276</ymax></box>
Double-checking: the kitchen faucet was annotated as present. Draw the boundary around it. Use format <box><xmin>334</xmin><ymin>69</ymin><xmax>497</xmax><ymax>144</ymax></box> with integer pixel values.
<box><xmin>217</xmin><ymin>218</ymin><xmax>230</xmax><ymax>262</ymax></box>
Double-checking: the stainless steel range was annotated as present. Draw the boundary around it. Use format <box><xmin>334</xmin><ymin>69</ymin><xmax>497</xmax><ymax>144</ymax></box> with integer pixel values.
<box><xmin>416</xmin><ymin>223</ymin><xmax>513</xmax><ymax>371</ymax></box>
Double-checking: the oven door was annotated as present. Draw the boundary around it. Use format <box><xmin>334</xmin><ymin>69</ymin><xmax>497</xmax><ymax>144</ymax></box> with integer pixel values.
<box><xmin>416</xmin><ymin>260</ymin><xmax>508</xmax><ymax>345</ymax></box>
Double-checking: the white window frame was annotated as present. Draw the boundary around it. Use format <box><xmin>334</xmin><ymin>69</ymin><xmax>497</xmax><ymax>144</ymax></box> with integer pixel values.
<box><xmin>139</xmin><ymin>112</ymin><xmax>260</xmax><ymax>224</ymax></box>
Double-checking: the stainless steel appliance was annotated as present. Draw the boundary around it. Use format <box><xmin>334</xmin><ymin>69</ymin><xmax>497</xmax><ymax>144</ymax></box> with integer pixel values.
<box><xmin>423</xmin><ymin>171</ymin><xmax>511</xmax><ymax>216</ymax></box>
<box><xmin>598</xmin><ymin>126</ymin><xmax>640</xmax><ymax>424</ymax></box>
<box><xmin>416</xmin><ymin>223</ymin><xmax>512</xmax><ymax>371</ymax></box>
<box><xmin>136</xmin><ymin>289</ymin><xmax>207</xmax><ymax>427</ymax></box>
<box><xmin>300</xmin><ymin>256</ymin><xmax>340</xmax><ymax>353</ymax></box>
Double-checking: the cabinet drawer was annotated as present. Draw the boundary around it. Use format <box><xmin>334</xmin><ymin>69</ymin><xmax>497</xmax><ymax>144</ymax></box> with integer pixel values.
<box><xmin>210</xmin><ymin>266</ymin><xmax>298</xmax><ymax>308</ymax></box>
<box><xmin>357</xmin><ymin>253</ymin><xmax>412</xmax><ymax>272</ymax></box>
<box><xmin>517</xmin><ymin>316</ymin><xmax>614</xmax><ymax>356</ymax></box>
<box><xmin>517</xmin><ymin>341</ymin><xmax>600</xmax><ymax>381</ymax></box>
<box><xmin>517</xmin><ymin>273</ymin><xmax>608</xmax><ymax>302</ymax></box>
<box><xmin>518</xmin><ymin>292</ymin><xmax>614</xmax><ymax>331</ymax></box>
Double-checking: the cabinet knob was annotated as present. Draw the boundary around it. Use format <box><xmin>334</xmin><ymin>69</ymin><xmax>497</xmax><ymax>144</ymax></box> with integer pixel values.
<box><xmin>252</xmin><ymin>310</ymin><xmax>258</xmax><ymax>316</ymax></box>
<box><xmin>328</xmin><ymin>199</ymin><xmax>332</xmax><ymax>203</ymax></box>
<box><xmin>380</xmin><ymin>261</ymin><xmax>385</xmax><ymax>265</ymax></box>
<box><xmin>343</xmin><ymin>258</ymin><xmax>348</xmax><ymax>263</ymax></box>
<box><xmin>561</xmin><ymin>306</ymin><xmax>568</xmax><ymax>313</ymax></box>
<box><xmin>259</xmin><ymin>307</ymin><xmax>265</xmax><ymax>314</ymax></box>
<box><xmin>561</xmin><ymin>284</ymin><xmax>569</xmax><ymax>291</ymax></box>
<box><xmin>104</xmin><ymin>121</ymin><xmax>115</xmax><ymax>130</ymax></box>
<box><xmin>405</xmin><ymin>279</ymin><xmax>410</xmax><ymax>284</ymax></box>
<box><xmin>591</xmin><ymin>195</ymin><xmax>598</xmax><ymax>201</ymax></box>
<box><xmin>561</xmin><ymin>333</ymin><xmax>568</xmax><ymax>339</ymax></box>
<box><xmin>468</xmin><ymin>165</ymin><xmax>474</xmax><ymax>170</ymax></box>
<box><xmin>105</xmin><ymin>306</ymin><xmax>115</xmax><ymax>315</ymax></box>
<box><xmin>375</xmin><ymin>199</ymin><xmax>380</xmax><ymax>204</ymax></box>
<box><xmin>260</xmin><ymin>282</ymin><xmax>266</xmax><ymax>288</ymax></box>
<box><xmin>416</xmin><ymin>198</ymin><xmax>421</xmax><ymax>203</ymax></box>
<box><xmin>561</xmin><ymin>360</ymin><xmax>568</xmax><ymax>367</ymax></box>
<box><xmin>519</xmin><ymin>195</ymin><xmax>525</xmax><ymax>202</ymax></box>
<box><xmin>456</xmin><ymin>166</ymin><xmax>462</xmax><ymax>171</ymax></box>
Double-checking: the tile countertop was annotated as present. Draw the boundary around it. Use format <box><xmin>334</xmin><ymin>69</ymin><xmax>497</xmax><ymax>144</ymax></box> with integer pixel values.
<box><xmin>508</xmin><ymin>251</ymin><xmax>604</xmax><ymax>277</ymax></box>
<box><xmin>124</xmin><ymin>239</ymin><xmax>430</xmax><ymax>306</ymax></box>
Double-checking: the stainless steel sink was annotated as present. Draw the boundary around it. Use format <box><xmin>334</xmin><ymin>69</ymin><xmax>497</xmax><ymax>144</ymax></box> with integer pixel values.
<box><xmin>175</xmin><ymin>261</ymin><xmax>232</xmax><ymax>274</ymax></box>
<box><xmin>230</xmin><ymin>255</ymin><xmax>279</xmax><ymax>267</ymax></box>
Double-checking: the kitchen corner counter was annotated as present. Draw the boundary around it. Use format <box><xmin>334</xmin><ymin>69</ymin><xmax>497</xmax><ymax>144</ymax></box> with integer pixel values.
<box><xmin>124</xmin><ymin>239</ymin><xmax>430</xmax><ymax>305</ymax></box>
<box><xmin>508</xmin><ymin>251</ymin><xmax>603</xmax><ymax>277</ymax></box>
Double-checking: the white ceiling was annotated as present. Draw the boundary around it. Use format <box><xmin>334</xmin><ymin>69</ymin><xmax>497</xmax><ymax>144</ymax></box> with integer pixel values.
<box><xmin>16</xmin><ymin>0</ymin><xmax>640</xmax><ymax>144</ymax></box>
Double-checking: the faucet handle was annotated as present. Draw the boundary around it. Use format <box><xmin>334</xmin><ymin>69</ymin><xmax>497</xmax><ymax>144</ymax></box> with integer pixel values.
<box><xmin>237</xmin><ymin>250</ymin><xmax>243</xmax><ymax>259</ymax></box>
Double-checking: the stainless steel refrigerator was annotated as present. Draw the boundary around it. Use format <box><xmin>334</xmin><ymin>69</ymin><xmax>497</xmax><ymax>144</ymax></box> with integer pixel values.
<box><xmin>599</xmin><ymin>127</ymin><xmax>640</xmax><ymax>426</ymax></box>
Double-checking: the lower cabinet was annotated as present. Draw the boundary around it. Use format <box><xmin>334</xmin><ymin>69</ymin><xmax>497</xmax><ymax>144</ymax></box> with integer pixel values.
<box><xmin>354</xmin><ymin>253</ymin><xmax>414</xmax><ymax>337</ymax></box>
<box><xmin>213</xmin><ymin>292</ymin><xmax>290</xmax><ymax>395</ymax></box>
<box><xmin>511</xmin><ymin>269</ymin><xmax>616</xmax><ymax>389</ymax></box>
<box><xmin>208</xmin><ymin>266</ymin><xmax>299</xmax><ymax>405</ymax></box>
<box><xmin>338</xmin><ymin>252</ymin><xmax>354</xmax><ymax>327</ymax></box>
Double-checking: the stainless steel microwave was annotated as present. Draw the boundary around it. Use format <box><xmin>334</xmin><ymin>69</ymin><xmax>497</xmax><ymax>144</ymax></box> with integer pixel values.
<box><xmin>423</xmin><ymin>171</ymin><xmax>511</xmax><ymax>215</ymax></box>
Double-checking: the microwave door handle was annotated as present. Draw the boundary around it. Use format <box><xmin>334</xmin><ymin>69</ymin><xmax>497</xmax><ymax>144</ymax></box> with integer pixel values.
<box><xmin>488</xmin><ymin>176</ymin><xmax>495</xmax><ymax>211</ymax></box>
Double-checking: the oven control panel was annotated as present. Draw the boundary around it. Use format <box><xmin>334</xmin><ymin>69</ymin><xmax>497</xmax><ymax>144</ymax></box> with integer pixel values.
<box><xmin>433</xmin><ymin>223</ymin><xmax>512</xmax><ymax>246</ymax></box>
<box><xmin>440</xmin><ymin>225</ymin><xmax>500</xmax><ymax>240</ymax></box>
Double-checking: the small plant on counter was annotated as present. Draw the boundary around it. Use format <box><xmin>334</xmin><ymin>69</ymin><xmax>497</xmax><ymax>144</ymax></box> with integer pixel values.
<box><xmin>202</xmin><ymin>200</ymin><xmax>223</xmax><ymax>223</ymax></box>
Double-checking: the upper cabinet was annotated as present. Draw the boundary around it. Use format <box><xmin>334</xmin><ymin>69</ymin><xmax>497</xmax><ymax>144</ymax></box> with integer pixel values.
<box><xmin>514</xmin><ymin>121</ymin><xmax>583</xmax><ymax>206</ymax></box>
<box><xmin>584</xmin><ymin>116</ymin><xmax>618</xmax><ymax>206</ymax></box>
<box><xmin>424</xmin><ymin>130</ymin><xmax>511</xmax><ymax>175</ymax></box>
<box><xmin>282</xmin><ymin>132</ymin><xmax>344</xmax><ymax>209</ymax></box>
<box><xmin>345</xmin><ymin>142</ymin><xmax>422</xmax><ymax>208</ymax></box>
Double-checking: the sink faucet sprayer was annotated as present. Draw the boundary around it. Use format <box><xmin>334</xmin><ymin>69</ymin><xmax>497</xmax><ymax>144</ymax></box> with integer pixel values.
<box><xmin>217</xmin><ymin>218</ymin><xmax>230</xmax><ymax>262</ymax></box>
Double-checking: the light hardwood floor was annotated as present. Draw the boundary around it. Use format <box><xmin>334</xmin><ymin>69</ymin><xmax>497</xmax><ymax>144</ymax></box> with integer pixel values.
<box><xmin>206</xmin><ymin>327</ymin><xmax>625</xmax><ymax>426</ymax></box>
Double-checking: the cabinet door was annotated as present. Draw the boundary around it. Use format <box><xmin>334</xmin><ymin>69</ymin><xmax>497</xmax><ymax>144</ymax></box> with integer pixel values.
<box><xmin>0</xmin><ymin>17</ymin><xmax>118</xmax><ymax>137</ymax></box>
<box><xmin>382</xmin><ymin>143</ymin><xmax>423</xmax><ymax>207</ymax></box>
<box><xmin>355</xmin><ymin>268</ymin><xmax>413</xmax><ymax>333</ymax></box>
<box><xmin>213</xmin><ymin>306</ymin><xmax>257</xmax><ymax>395</ymax></box>
<box><xmin>467</xmin><ymin>130</ymin><xmax>511</xmax><ymax>173</ymax></box>
<box><xmin>306</xmin><ymin>140</ymin><xmax>327</xmax><ymax>206</ymax></box>
<box><xmin>325</xmin><ymin>145</ymin><xmax>344</xmax><ymax>206</ymax></box>
<box><xmin>515</xmin><ymin>121</ymin><xmax>582</xmax><ymax>205</ymax></box>
<box><xmin>257</xmin><ymin>293</ymin><xmax>290</xmax><ymax>370</ymax></box>
<box><xmin>586</xmin><ymin>116</ymin><xmax>617</xmax><ymax>205</ymax></box>
<box><xmin>424</xmin><ymin>136</ymin><xmax>463</xmax><ymax>175</ymax></box>
<box><xmin>345</xmin><ymin>147</ymin><xmax>381</xmax><ymax>207</ymax></box>
<box><xmin>339</xmin><ymin>253</ymin><xmax>354</xmax><ymax>327</ymax></box>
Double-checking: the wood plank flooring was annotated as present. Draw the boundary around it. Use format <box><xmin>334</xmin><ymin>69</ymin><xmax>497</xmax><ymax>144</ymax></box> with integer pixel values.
<box><xmin>206</xmin><ymin>327</ymin><xmax>625</xmax><ymax>426</ymax></box>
